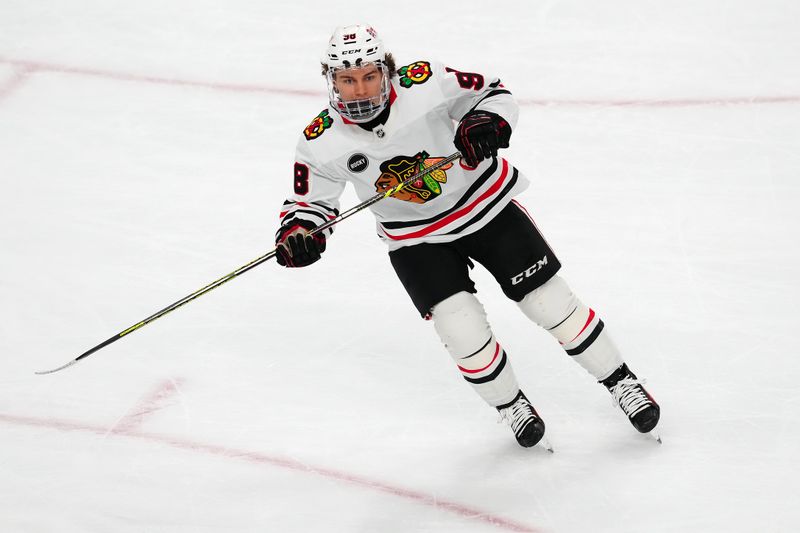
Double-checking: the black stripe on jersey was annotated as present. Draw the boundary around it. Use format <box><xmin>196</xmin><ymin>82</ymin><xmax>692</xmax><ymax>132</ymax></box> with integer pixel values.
<box><xmin>380</xmin><ymin>158</ymin><xmax>499</xmax><ymax>230</ymax></box>
<box><xmin>566</xmin><ymin>320</ymin><xmax>605</xmax><ymax>356</ymax></box>
<box><xmin>471</xmin><ymin>89</ymin><xmax>513</xmax><ymax>111</ymax></box>
<box><xmin>461</xmin><ymin>337</ymin><xmax>493</xmax><ymax>360</ymax></box>
<box><xmin>281</xmin><ymin>209</ymin><xmax>329</xmax><ymax>226</ymax></box>
<box><xmin>488</xmin><ymin>79</ymin><xmax>502</xmax><ymax>89</ymax></box>
<box><xmin>282</xmin><ymin>200</ymin><xmax>339</xmax><ymax>217</ymax></box>
<box><xmin>445</xmin><ymin>168</ymin><xmax>519</xmax><ymax>235</ymax></box>
<box><xmin>463</xmin><ymin>351</ymin><xmax>508</xmax><ymax>384</ymax></box>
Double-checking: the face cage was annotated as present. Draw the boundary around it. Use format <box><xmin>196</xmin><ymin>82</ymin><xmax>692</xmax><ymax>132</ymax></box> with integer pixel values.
<box><xmin>326</xmin><ymin>62</ymin><xmax>391</xmax><ymax>123</ymax></box>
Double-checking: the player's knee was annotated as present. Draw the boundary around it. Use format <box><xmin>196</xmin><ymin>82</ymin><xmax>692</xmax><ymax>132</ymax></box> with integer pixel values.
<box><xmin>431</xmin><ymin>291</ymin><xmax>493</xmax><ymax>361</ymax></box>
<box><xmin>517</xmin><ymin>275</ymin><xmax>591</xmax><ymax>344</ymax></box>
<box><xmin>517</xmin><ymin>275</ymin><xmax>575</xmax><ymax>328</ymax></box>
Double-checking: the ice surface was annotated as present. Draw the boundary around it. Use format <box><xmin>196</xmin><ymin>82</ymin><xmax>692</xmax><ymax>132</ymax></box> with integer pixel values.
<box><xmin>2</xmin><ymin>1</ymin><xmax>799</xmax><ymax>532</ymax></box>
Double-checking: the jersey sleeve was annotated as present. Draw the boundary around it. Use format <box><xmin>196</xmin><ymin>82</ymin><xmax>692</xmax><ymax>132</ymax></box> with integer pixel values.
<box><xmin>435</xmin><ymin>61</ymin><xmax>519</xmax><ymax>129</ymax></box>
<box><xmin>278</xmin><ymin>136</ymin><xmax>346</xmax><ymax>240</ymax></box>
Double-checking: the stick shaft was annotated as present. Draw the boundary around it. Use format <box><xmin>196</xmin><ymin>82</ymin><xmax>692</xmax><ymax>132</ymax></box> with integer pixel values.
<box><xmin>37</xmin><ymin>152</ymin><xmax>461</xmax><ymax>375</ymax></box>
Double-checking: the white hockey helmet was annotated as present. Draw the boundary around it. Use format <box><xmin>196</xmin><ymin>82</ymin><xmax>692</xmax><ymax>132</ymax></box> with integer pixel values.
<box><xmin>323</xmin><ymin>24</ymin><xmax>391</xmax><ymax>123</ymax></box>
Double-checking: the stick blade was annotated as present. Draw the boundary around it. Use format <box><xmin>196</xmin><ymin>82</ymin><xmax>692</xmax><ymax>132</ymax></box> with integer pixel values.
<box><xmin>35</xmin><ymin>359</ymin><xmax>77</xmax><ymax>375</ymax></box>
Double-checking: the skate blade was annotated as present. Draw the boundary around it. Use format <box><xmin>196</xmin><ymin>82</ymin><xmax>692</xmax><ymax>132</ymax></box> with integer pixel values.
<box><xmin>539</xmin><ymin>436</ymin><xmax>555</xmax><ymax>453</ymax></box>
<box><xmin>647</xmin><ymin>430</ymin><xmax>662</xmax><ymax>444</ymax></box>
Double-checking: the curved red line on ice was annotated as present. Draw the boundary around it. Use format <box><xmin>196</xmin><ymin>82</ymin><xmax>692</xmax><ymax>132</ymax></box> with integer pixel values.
<box><xmin>0</xmin><ymin>412</ymin><xmax>542</xmax><ymax>533</ymax></box>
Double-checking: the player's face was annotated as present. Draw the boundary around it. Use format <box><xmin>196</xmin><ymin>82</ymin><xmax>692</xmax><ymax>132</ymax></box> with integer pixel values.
<box><xmin>334</xmin><ymin>65</ymin><xmax>383</xmax><ymax>103</ymax></box>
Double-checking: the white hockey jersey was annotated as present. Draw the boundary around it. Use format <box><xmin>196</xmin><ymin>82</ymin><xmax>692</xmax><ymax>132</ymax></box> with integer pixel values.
<box><xmin>279</xmin><ymin>60</ymin><xmax>530</xmax><ymax>251</ymax></box>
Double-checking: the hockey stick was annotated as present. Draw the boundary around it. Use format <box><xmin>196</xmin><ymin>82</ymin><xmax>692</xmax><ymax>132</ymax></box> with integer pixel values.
<box><xmin>36</xmin><ymin>151</ymin><xmax>463</xmax><ymax>375</ymax></box>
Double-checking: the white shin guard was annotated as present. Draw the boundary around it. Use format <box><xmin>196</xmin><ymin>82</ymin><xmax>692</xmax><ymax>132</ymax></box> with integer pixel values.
<box><xmin>431</xmin><ymin>291</ymin><xmax>519</xmax><ymax>407</ymax></box>
<box><xmin>517</xmin><ymin>275</ymin><xmax>623</xmax><ymax>381</ymax></box>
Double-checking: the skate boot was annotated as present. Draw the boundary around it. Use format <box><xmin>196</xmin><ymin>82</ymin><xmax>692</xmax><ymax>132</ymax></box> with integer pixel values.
<box><xmin>601</xmin><ymin>363</ymin><xmax>660</xmax><ymax>433</ymax></box>
<box><xmin>497</xmin><ymin>390</ymin><xmax>547</xmax><ymax>448</ymax></box>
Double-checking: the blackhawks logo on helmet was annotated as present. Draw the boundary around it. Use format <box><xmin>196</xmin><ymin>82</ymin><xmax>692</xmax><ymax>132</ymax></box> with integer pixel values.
<box><xmin>374</xmin><ymin>151</ymin><xmax>454</xmax><ymax>204</ymax></box>
<box><xmin>398</xmin><ymin>61</ymin><xmax>432</xmax><ymax>88</ymax></box>
<box><xmin>304</xmin><ymin>109</ymin><xmax>333</xmax><ymax>140</ymax></box>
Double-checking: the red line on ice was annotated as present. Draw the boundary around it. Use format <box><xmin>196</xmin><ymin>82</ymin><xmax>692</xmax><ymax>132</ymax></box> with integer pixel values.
<box><xmin>0</xmin><ymin>56</ymin><xmax>320</xmax><ymax>97</ymax></box>
<box><xmin>0</xmin><ymin>412</ymin><xmax>542</xmax><ymax>533</ymax></box>
<box><xmin>1</xmin><ymin>56</ymin><xmax>798</xmax><ymax>107</ymax></box>
<box><xmin>112</xmin><ymin>378</ymin><xmax>184</xmax><ymax>433</ymax></box>
<box><xmin>516</xmin><ymin>95</ymin><xmax>800</xmax><ymax>107</ymax></box>
<box><xmin>0</xmin><ymin>64</ymin><xmax>36</xmax><ymax>103</ymax></box>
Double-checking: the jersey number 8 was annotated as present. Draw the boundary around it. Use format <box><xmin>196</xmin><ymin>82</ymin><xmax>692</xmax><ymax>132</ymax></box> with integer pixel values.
<box><xmin>294</xmin><ymin>163</ymin><xmax>309</xmax><ymax>195</ymax></box>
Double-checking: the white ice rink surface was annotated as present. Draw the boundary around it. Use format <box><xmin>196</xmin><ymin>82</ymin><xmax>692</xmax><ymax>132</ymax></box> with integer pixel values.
<box><xmin>2</xmin><ymin>1</ymin><xmax>799</xmax><ymax>532</ymax></box>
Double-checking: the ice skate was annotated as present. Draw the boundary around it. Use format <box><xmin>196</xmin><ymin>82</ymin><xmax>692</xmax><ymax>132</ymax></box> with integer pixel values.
<box><xmin>497</xmin><ymin>390</ymin><xmax>550</xmax><ymax>450</ymax></box>
<box><xmin>602</xmin><ymin>364</ymin><xmax>660</xmax><ymax>436</ymax></box>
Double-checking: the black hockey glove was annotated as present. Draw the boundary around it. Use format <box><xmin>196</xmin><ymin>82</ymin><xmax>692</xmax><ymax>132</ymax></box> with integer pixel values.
<box><xmin>275</xmin><ymin>219</ymin><xmax>326</xmax><ymax>268</ymax></box>
<box><xmin>454</xmin><ymin>110</ymin><xmax>512</xmax><ymax>168</ymax></box>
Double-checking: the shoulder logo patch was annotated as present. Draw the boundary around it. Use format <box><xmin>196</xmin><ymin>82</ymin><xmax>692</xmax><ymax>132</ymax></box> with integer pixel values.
<box><xmin>304</xmin><ymin>109</ymin><xmax>333</xmax><ymax>140</ymax></box>
<box><xmin>398</xmin><ymin>61</ymin><xmax>432</xmax><ymax>88</ymax></box>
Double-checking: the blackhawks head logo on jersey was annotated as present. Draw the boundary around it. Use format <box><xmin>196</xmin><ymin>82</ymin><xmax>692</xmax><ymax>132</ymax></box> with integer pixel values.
<box><xmin>374</xmin><ymin>151</ymin><xmax>454</xmax><ymax>204</ymax></box>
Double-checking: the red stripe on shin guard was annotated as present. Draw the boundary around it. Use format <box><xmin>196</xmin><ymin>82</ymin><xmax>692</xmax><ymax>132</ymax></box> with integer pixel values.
<box><xmin>458</xmin><ymin>343</ymin><xmax>500</xmax><ymax>374</ymax></box>
<box><xmin>559</xmin><ymin>308</ymin><xmax>596</xmax><ymax>346</ymax></box>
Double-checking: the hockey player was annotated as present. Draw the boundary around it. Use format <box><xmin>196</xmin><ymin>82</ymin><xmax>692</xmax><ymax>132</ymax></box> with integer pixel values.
<box><xmin>275</xmin><ymin>24</ymin><xmax>660</xmax><ymax>448</ymax></box>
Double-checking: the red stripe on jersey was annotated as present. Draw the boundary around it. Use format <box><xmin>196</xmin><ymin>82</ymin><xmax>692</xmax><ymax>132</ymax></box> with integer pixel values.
<box><xmin>279</xmin><ymin>202</ymin><xmax>314</xmax><ymax>218</ymax></box>
<box><xmin>280</xmin><ymin>210</ymin><xmax>336</xmax><ymax>221</ymax></box>
<box><xmin>382</xmin><ymin>159</ymin><xmax>510</xmax><ymax>241</ymax></box>
<box><xmin>458</xmin><ymin>343</ymin><xmax>500</xmax><ymax>374</ymax></box>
